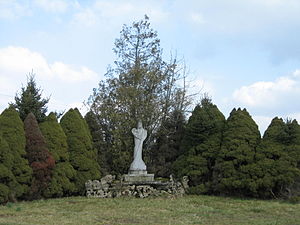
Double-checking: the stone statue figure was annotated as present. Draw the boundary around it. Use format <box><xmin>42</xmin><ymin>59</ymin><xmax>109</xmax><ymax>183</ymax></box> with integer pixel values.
<box><xmin>129</xmin><ymin>121</ymin><xmax>147</xmax><ymax>172</ymax></box>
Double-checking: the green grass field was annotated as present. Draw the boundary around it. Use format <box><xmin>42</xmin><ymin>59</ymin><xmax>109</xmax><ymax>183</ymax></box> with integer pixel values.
<box><xmin>0</xmin><ymin>195</ymin><xmax>299</xmax><ymax>225</ymax></box>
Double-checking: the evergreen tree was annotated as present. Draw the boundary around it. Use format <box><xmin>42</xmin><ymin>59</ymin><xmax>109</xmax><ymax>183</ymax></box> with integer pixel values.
<box><xmin>173</xmin><ymin>98</ymin><xmax>225</xmax><ymax>194</ymax></box>
<box><xmin>13</xmin><ymin>73</ymin><xmax>49</xmax><ymax>122</ymax></box>
<box><xmin>285</xmin><ymin>119</ymin><xmax>300</xmax><ymax>169</ymax></box>
<box><xmin>213</xmin><ymin>108</ymin><xmax>261</xmax><ymax>197</ymax></box>
<box><xmin>286</xmin><ymin>120</ymin><xmax>300</xmax><ymax>198</ymax></box>
<box><xmin>149</xmin><ymin>109</ymin><xmax>186</xmax><ymax>177</ymax></box>
<box><xmin>39</xmin><ymin>113</ymin><xmax>76</xmax><ymax>197</ymax></box>
<box><xmin>0</xmin><ymin>135</ymin><xmax>17</xmax><ymax>203</ymax></box>
<box><xmin>24</xmin><ymin>113</ymin><xmax>55</xmax><ymax>199</ymax></box>
<box><xmin>255</xmin><ymin>118</ymin><xmax>300</xmax><ymax>198</ymax></box>
<box><xmin>85</xmin><ymin>111</ymin><xmax>111</xmax><ymax>175</ymax></box>
<box><xmin>88</xmin><ymin>16</ymin><xmax>190</xmax><ymax>175</ymax></box>
<box><xmin>0</xmin><ymin>107</ymin><xmax>32</xmax><ymax>198</ymax></box>
<box><xmin>60</xmin><ymin>108</ymin><xmax>100</xmax><ymax>194</ymax></box>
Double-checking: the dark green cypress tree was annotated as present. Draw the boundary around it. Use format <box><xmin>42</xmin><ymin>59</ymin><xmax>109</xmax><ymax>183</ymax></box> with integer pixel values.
<box><xmin>213</xmin><ymin>108</ymin><xmax>261</xmax><ymax>197</ymax></box>
<box><xmin>256</xmin><ymin>117</ymin><xmax>289</xmax><ymax>198</ymax></box>
<box><xmin>0</xmin><ymin>106</ymin><xmax>32</xmax><ymax>199</ymax></box>
<box><xmin>286</xmin><ymin>120</ymin><xmax>300</xmax><ymax>199</ymax></box>
<box><xmin>149</xmin><ymin>109</ymin><xmax>186</xmax><ymax>177</ymax></box>
<box><xmin>24</xmin><ymin>113</ymin><xmax>55</xmax><ymax>199</ymax></box>
<box><xmin>0</xmin><ymin>135</ymin><xmax>16</xmax><ymax>203</ymax></box>
<box><xmin>285</xmin><ymin>119</ymin><xmax>300</xmax><ymax>167</ymax></box>
<box><xmin>173</xmin><ymin>98</ymin><xmax>225</xmax><ymax>194</ymax></box>
<box><xmin>85</xmin><ymin>111</ymin><xmax>111</xmax><ymax>175</ymax></box>
<box><xmin>255</xmin><ymin>118</ymin><xmax>300</xmax><ymax>198</ymax></box>
<box><xmin>39</xmin><ymin>113</ymin><xmax>76</xmax><ymax>197</ymax></box>
<box><xmin>60</xmin><ymin>108</ymin><xmax>100</xmax><ymax>194</ymax></box>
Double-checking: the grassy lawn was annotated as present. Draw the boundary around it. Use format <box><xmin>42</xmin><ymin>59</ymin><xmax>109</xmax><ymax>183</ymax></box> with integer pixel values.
<box><xmin>0</xmin><ymin>195</ymin><xmax>299</xmax><ymax>225</ymax></box>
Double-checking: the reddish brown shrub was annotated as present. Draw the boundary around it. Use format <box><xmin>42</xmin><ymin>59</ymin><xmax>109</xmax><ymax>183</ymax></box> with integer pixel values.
<box><xmin>24</xmin><ymin>112</ymin><xmax>55</xmax><ymax>199</ymax></box>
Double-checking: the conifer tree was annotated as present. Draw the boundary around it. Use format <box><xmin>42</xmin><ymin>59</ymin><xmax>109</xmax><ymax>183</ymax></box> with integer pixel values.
<box><xmin>285</xmin><ymin>119</ymin><xmax>300</xmax><ymax>168</ymax></box>
<box><xmin>39</xmin><ymin>113</ymin><xmax>76</xmax><ymax>197</ymax></box>
<box><xmin>255</xmin><ymin>118</ymin><xmax>300</xmax><ymax>198</ymax></box>
<box><xmin>13</xmin><ymin>73</ymin><xmax>49</xmax><ymax>122</ymax></box>
<box><xmin>285</xmin><ymin>120</ymin><xmax>300</xmax><ymax>198</ymax></box>
<box><xmin>24</xmin><ymin>113</ymin><xmax>55</xmax><ymax>199</ymax></box>
<box><xmin>85</xmin><ymin>111</ymin><xmax>111</xmax><ymax>175</ymax></box>
<box><xmin>256</xmin><ymin>117</ymin><xmax>288</xmax><ymax>197</ymax></box>
<box><xmin>149</xmin><ymin>109</ymin><xmax>186</xmax><ymax>177</ymax></box>
<box><xmin>0</xmin><ymin>107</ymin><xmax>32</xmax><ymax>198</ymax></box>
<box><xmin>173</xmin><ymin>97</ymin><xmax>225</xmax><ymax>194</ymax></box>
<box><xmin>88</xmin><ymin>16</ymin><xmax>190</xmax><ymax>175</ymax></box>
<box><xmin>0</xmin><ymin>135</ymin><xmax>16</xmax><ymax>203</ymax></box>
<box><xmin>60</xmin><ymin>108</ymin><xmax>100</xmax><ymax>194</ymax></box>
<box><xmin>213</xmin><ymin>108</ymin><xmax>261</xmax><ymax>196</ymax></box>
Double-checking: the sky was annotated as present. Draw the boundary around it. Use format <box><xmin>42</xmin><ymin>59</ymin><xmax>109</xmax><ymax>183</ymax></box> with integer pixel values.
<box><xmin>1</xmin><ymin>0</ymin><xmax>300</xmax><ymax>134</ymax></box>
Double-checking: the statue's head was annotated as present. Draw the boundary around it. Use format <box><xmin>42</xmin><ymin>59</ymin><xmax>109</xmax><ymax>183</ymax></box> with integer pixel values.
<box><xmin>137</xmin><ymin>120</ymin><xmax>143</xmax><ymax>129</ymax></box>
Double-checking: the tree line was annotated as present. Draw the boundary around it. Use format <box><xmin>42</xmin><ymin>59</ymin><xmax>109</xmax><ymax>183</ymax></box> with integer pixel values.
<box><xmin>1</xmin><ymin>79</ymin><xmax>299</xmax><ymax>203</ymax></box>
<box><xmin>0</xmin><ymin>16</ymin><xmax>299</xmax><ymax>203</ymax></box>
<box><xmin>0</xmin><ymin>104</ymin><xmax>100</xmax><ymax>203</ymax></box>
<box><xmin>172</xmin><ymin>98</ymin><xmax>300</xmax><ymax>200</ymax></box>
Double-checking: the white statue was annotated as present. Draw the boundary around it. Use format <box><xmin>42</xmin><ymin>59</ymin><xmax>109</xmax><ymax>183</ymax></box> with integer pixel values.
<box><xmin>129</xmin><ymin>121</ymin><xmax>147</xmax><ymax>172</ymax></box>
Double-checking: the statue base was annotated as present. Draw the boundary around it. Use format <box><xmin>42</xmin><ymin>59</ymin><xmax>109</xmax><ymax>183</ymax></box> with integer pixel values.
<box><xmin>124</xmin><ymin>170</ymin><xmax>154</xmax><ymax>183</ymax></box>
<box><xmin>128</xmin><ymin>169</ymin><xmax>147</xmax><ymax>175</ymax></box>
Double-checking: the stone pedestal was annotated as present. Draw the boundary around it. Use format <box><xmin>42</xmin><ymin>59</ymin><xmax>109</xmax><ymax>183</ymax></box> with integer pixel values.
<box><xmin>128</xmin><ymin>169</ymin><xmax>147</xmax><ymax>175</ymax></box>
<box><xmin>124</xmin><ymin>170</ymin><xmax>154</xmax><ymax>183</ymax></box>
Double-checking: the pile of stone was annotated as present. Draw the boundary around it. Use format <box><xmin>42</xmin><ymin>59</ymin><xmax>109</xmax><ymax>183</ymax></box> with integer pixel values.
<box><xmin>85</xmin><ymin>175</ymin><xmax>189</xmax><ymax>198</ymax></box>
<box><xmin>85</xmin><ymin>175</ymin><xmax>117</xmax><ymax>198</ymax></box>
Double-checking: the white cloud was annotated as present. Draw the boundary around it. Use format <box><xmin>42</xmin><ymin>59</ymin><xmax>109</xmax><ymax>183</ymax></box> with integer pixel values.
<box><xmin>0</xmin><ymin>46</ymin><xmax>99</xmax><ymax>113</ymax></box>
<box><xmin>0</xmin><ymin>0</ymin><xmax>31</xmax><ymax>20</ymax></box>
<box><xmin>0</xmin><ymin>46</ymin><xmax>98</xmax><ymax>82</ymax></box>
<box><xmin>0</xmin><ymin>46</ymin><xmax>52</xmax><ymax>77</ymax></box>
<box><xmin>51</xmin><ymin>62</ymin><xmax>97</xmax><ymax>82</ymax></box>
<box><xmin>33</xmin><ymin>0</ymin><xmax>69</xmax><ymax>13</ymax></box>
<box><xmin>233</xmin><ymin>70</ymin><xmax>300</xmax><ymax>108</ymax></box>
<box><xmin>232</xmin><ymin>70</ymin><xmax>300</xmax><ymax>134</ymax></box>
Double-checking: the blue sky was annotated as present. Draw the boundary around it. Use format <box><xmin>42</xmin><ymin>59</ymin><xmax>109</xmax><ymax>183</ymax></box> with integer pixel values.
<box><xmin>0</xmin><ymin>0</ymin><xmax>300</xmax><ymax>133</ymax></box>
